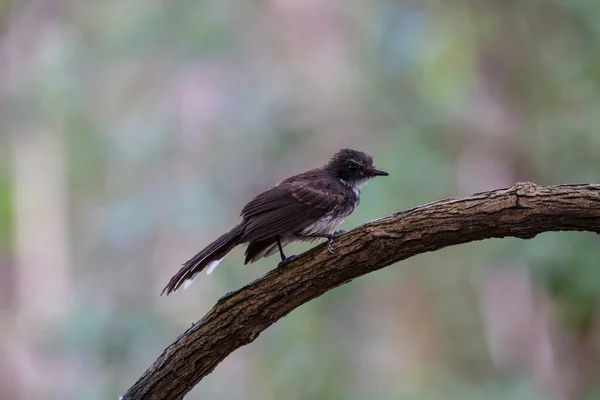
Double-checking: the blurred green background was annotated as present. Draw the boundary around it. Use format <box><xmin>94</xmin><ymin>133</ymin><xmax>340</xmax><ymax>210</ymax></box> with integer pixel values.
<box><xmin>2</xmin><ymin>0</ymin><xmax>600</xmax><ymax>399</ymax></box>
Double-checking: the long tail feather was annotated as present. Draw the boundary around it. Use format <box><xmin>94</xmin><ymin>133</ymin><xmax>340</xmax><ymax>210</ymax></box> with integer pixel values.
<box><xmin>161</xmin><ymin>224</ymin><xmax>243</xmax><ymax>295</ymax></box>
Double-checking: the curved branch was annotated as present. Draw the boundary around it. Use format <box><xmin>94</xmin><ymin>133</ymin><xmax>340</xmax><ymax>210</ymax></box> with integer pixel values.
<box><xmin>122</xmin><ymin>182</ymin><xmax>600</xmax><ymax>400</ymax></box>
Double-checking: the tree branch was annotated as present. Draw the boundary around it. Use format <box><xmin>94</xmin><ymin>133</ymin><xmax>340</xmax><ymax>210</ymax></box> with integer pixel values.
<box><xmin>122</xmin><ymin>182</ymin><xmax>600</xmax><ymax>400</ymax></box>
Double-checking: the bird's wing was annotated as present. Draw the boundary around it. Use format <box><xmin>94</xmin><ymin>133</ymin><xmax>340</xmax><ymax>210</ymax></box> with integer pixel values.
<box><xmin>240</xmin><ymin>181</ymin><xmax>344</xmax><ymax>242</ymax></box>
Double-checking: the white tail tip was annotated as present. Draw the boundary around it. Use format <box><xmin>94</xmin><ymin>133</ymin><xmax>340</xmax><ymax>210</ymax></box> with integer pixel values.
<box><xmin>206</xmin><ymin>258</ymin><xmax>223</xmax><ymax>275</ymax></box>
<box><xmin>183</xmin><ymin>273</ymin><xmax>198</xmax><ymax>290</ymax></box>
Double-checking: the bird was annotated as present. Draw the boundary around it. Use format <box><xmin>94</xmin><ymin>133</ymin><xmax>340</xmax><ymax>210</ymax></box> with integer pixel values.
<box><xmin>161</xmin><ymin>148</ymin><xmax>388</xmax><ymax>295</ymax></box>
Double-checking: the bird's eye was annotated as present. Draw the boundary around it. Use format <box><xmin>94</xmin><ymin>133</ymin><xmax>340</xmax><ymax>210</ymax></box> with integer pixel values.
<box><xmin>347</xmin><ymin>162</ymin><xmax>359</xmax><ymax>171</ymax></box>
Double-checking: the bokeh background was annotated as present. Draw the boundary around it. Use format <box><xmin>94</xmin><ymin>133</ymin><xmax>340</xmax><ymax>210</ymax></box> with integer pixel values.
<box><xmin>2</xmin><ymin>0</ymin><xmax>600</xmax><ymax>399</ymax></box>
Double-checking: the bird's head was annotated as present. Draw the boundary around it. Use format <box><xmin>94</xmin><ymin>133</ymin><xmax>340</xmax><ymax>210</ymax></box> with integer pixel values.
<box><xmin>327</xmin><ymin>149</ymin><xmax>388</xmax><ymax>187</ymax></box>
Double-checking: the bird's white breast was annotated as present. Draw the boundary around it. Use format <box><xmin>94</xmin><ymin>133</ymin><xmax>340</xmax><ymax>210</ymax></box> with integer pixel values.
<box><xmin>300</xmin><ymin>178</ymin><xmax>362</xmax><ymax>236</ymax></box>
<box><xmin>301</xmin><ymin>215</ymin><xmax>347</xmax><ymax>235</ymax></box>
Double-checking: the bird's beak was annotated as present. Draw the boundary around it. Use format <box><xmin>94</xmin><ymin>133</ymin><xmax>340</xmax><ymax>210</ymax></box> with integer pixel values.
<box><xmin>370</xmin><ymin>168</ymin><xmax>389</xmax><ymax>177</ymax></box>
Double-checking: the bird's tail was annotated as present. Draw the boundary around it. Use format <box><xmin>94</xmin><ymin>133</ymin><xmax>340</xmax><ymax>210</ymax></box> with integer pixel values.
<box><xmin>161</xmin><ymin>224</ymin><xmax>243</xmax><ymax>295</ymax></box>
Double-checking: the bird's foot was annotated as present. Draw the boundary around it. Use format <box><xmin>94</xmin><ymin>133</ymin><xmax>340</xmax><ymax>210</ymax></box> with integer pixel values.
<box><xmin>326</xmin><ymin>230</ymin><xmax>346</xmax><ymax>254</ymax></box>
<box><xmin>278</xmin><ymin>255</ymin><xmax>298</xmax><ymax>268</ymax></box>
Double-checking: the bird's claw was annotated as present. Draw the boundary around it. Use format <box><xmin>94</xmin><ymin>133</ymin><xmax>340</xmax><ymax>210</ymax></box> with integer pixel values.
<box><xmin>278</xmin><ymin>255</ymin><xmax>298</xmax><ymax>268</ymax></box>
<box><xmin>327</xmin><ymin>239</ymin><xmax>336</xmax><ymax>254</ymax></box>
<box><xmin>326</xmin><ymin>230</ymin><xmax>346</xmax><ymax>254</ymax></box>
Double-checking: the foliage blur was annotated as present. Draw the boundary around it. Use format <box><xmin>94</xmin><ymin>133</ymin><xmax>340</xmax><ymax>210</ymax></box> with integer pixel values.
<box><xmin>2</xmin><ymin>0</ymin><xmax>600</xmax><ymax>399</ymax></box>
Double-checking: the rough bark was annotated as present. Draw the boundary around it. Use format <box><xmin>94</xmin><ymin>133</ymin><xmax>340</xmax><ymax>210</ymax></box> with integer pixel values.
<box><xmin>122</xmin><ymin>182</ymin><xmax>600</xmax><ymax>400</ymax></box>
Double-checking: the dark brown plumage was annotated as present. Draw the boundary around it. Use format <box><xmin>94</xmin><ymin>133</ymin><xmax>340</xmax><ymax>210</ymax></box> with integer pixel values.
<box><xmin>161</xmin><ymin>148</ymin><xmax>388</xmax><ymax>295</ymax></box>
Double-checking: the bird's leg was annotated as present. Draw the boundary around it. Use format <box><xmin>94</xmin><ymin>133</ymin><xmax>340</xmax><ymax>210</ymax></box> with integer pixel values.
<box><xmin>303</xmin><ymin>230</ymin><xmax>346</xmax><ymax>254</ymax></box>
<box><xmin>277</xmin><ymin>237</ymin><xmax>297</xmax><ymax>267</ymax></box>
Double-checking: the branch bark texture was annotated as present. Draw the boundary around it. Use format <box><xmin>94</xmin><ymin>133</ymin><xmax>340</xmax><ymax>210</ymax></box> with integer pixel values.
<box><xmin>122</xmin><ymin>183</ymin><xmax>600</xmax><ymax>400</ymax></box>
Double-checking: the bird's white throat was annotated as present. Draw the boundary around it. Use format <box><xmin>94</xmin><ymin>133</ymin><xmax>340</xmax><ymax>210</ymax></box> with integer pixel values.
<box><xmin>339</xmin><ymin>177</ymin><xmax>369</xmax><ymax>196</ymax></box>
